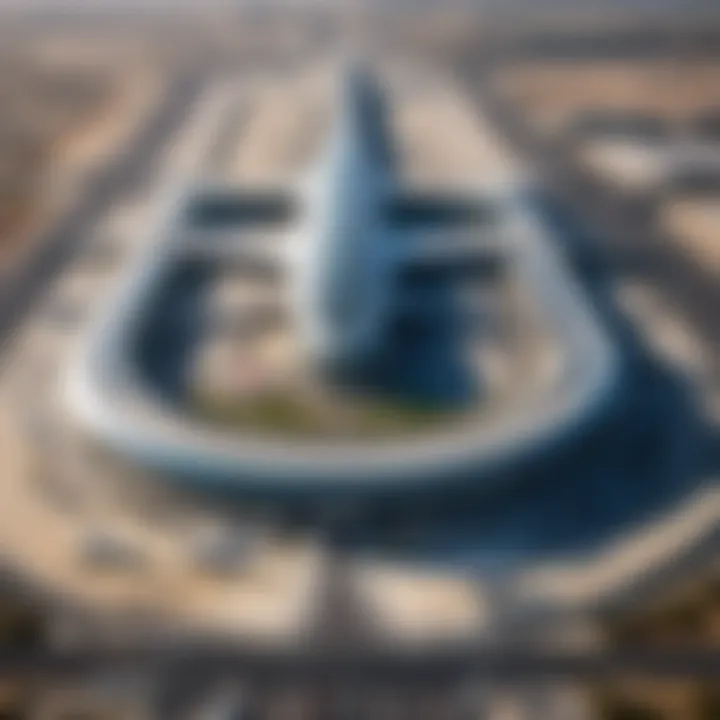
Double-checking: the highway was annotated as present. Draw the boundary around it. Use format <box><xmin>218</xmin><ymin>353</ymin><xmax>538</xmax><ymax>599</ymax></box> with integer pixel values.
<box><xmin>0</xmin><ymin>645</ymin><xmax>718</xmax><ymax>682</ymax></box>
<box><xmin>0</xmin><ymin>69</ymin><xmax>207</xmax><ymax>353</ymax></box>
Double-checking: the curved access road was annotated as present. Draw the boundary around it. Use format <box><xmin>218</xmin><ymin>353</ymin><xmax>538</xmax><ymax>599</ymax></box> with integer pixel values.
<box><xmin>63</xmin><ymin>174</ymin><xmax>620</xmax><ymax>503</ymax></box>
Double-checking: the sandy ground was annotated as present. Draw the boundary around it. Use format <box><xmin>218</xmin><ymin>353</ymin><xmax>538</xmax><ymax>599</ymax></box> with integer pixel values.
<box><xmin>0</xmin><ymin>56</ymin><xmax>715</xmax><ymax>659</ymax></box>
<box><xmin>0</xmin><ymin>64</ymin><xmax>505</xmax><ymax>644</ymax></box>
<box><xmin>221</xmin><ymin>62</ymin><xmax>516</xmax><ymax>186</ymax></box>
<box><xmin>390</xmin><ymin>67</ymin><xmax>517</xmax><ymax>185</ymax></box>
<box><xmin>0</xmin><ymin>402</ymin><xmax>320</xmax><ymax>640</ymax></box>
<box><xmin>0</xmin><ymin>78</ymin><xmax>323</xmax><ymax>643</ymax></box>
<box><xmin>0</xmin><ymin>67</ymin><xmax>160</xmax><ymax>274</ymax></box>
<box><xmin>660</xmin><ymin>198</ymin><xmax>720</xmax><ymax>278</ymax></box>
<box><xmin>575</xmin><ymin>137</ymin><xmax>668</xmax><ymax>192</ymax></box>
<box><xmin>50</xmin><ymin>69</ymin><xmax>162</xmax><ymax>184</ymax></box>
<box><xmin>494</xmin><ymin>59</ymin><xmax>720</xmax><ymax>137</ymax></box>
<box><xmin>227</xmin><ymin>68</ymin><xmax>331</xmax><ymax>182</ymax></box>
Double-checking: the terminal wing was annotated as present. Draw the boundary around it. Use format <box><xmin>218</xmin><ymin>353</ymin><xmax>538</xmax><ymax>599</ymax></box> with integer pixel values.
<box><xmin>385</xmin><ymin>192</ymin><xmax>507</xmax><ymax>328</ymax></box>
<box><xmin>385</xmin><ymin>191</ymin><xmax>504</xmax><ymax>277</ymax></box>
<box><xmin>176</xmin><ymin>188</ymin><xmax>296</xmax><ymax>270</ymax></box>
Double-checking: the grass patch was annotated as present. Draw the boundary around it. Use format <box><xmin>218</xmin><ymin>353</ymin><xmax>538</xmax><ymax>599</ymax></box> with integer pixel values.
<box><xmin>192</xmin><ymin>389</ymin><xmax>458</xmax><ymax>439</ymax></box>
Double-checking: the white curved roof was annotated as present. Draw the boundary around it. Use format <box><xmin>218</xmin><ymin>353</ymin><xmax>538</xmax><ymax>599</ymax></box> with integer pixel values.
<box><xmin>63</xmin><ymin>183</ymin><xmax>620</xmax><ymax>500</ymax></box>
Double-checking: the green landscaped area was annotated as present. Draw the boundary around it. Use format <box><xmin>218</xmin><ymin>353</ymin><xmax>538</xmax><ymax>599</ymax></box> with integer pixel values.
<box><xmin>192</xmin><ymin>388</ymin><xmax>462</xmax><ymax>439</ymax></box>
